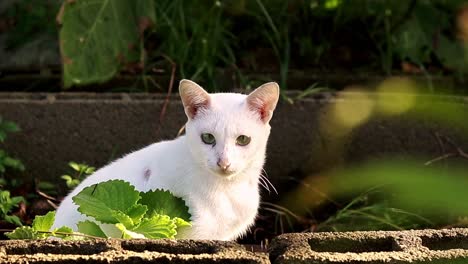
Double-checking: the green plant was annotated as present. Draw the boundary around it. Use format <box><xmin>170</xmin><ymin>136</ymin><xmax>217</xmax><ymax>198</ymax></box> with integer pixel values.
<box><xmin>252</xmin><ymin>0</ymin><xmax>290</xmax><ymax>90</ymax></box>
<box><xmin>61</xmin><ymin>162</ymin><xmax>95</xmax><ymax>189</ymax></box>
<box><xmin>7</xmin><ymin>180</ymin><xmax>191</xmax><ymax>239</ymax></box>
<box><xmin>316</xmin><ymin>189</ymin><xmax>434</xmax><ymax>232</ymax></box>
<box><xmin>151</xmin><ymin>0</ymin><xmax>236</xmax><ymax>91</ymax></box>
<box><xmin>394</xmin><ymin>0</ymin><xmax>468</xmax><ymax>75</ymax></box>
<box><xmin>6</xmin><ymin>211</ymin><xmax>73</xmax><ymax>239</ymax></box>
<box><xmin>0</xmin><ymin>117</ymin><xmax>24</xmax><ymax>174</ymax></box>
<box><xmin>0</xmin><ymin>190</ymin><xmax>25</xmax><ymax>226</ymax></box>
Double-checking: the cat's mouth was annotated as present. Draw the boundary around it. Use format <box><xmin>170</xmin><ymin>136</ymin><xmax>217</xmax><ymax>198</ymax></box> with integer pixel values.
<box><xmin>211</xmin><ymin>167</ymin><xmax>236</xmax><ymax>178</ymax></box>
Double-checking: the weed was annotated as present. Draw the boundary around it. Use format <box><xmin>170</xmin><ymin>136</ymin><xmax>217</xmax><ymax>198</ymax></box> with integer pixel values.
<box><xmin>61</xmin><ymin>162</ymin><xmax>95</xmax><ymax>189</ymax></box>
<box><xmin>0</xmin><ymin>190</ymin><xmax>25</xmax><ymax>226</ymax></box>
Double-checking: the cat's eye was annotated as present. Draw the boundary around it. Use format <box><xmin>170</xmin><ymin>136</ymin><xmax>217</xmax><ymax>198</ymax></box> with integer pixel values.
<box><xmin>201</xmin><ymin>133</ymin><xmax>216</xmax><ymax>145</ymax></box>
<box><xmin>236</xmin><ymin>135</ymin><xmax>251</xmax><ymax>146</ymax></box>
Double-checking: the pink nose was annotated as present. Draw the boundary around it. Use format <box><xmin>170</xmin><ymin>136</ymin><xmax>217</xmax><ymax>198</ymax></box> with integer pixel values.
<box><xmin>217</xmin><ymin>159</ymin><xmax>231</xmax><ymax>171</ymax></box>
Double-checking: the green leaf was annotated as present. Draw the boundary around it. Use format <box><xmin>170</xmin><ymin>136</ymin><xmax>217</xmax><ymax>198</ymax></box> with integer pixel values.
<box><xmin>37</xmin><ymin>181</ymin><xmax>56</xmax><ymax>191</ymax></box>
<box><xmin>0</xmin><ymin>131</ymin><xmax>6</xmax><ymax>142</ymax></box>
<box><xmin>125</xmin><ymin>204</ymin><xmax>147</xmax><ymax>226</ymax></box>
<box><xmin>60</xmin><ymin>0</ymin><xmax>156</xmax><ymax>87</ymax></box>
<box><xmin>4</xmin><ymin>215</ymin><xmax>22</xmax><ymax>226</ymax></box>
<box><xmin>111</xmin><ymin>210</ymin><xmax>134</xmax><ymax>229</ymax></box>
<box><xmin>1</xmin><ymin>121</ymin><xmax>20</xmax><ymax>133</ymax></box>
<box><xmin>85</xmin><ymin>167</ymin><xmax>96</xmax><ymax>174</ymax></box>
<box><xmin>116</xmin><ymin>223</ymin><xmax>146</xmax><ymax>239</ymax></box>
<box><xmin>53</xmin><ymin>226</ymin><xmax>75</xmax><ymax>240</ymax></box>
<box><xmin>77</xmin><ymin>220</ymin><xmax>107</xmax><ymax>238</ymax></box>
<box><xmin>69</xmin><ymin>162</ymin><xmax>80</xmax><ymax>171</ymax></box>
<box><xmin>61</xmin><ymin>175</ymin><xmax>73</xmax><ymax>181</ymax></box>
<box><xmin>10</xmin><ymin>196</ymin><xmax>25</xmax><ymax>206</ymax></box>
<box><xmin>173</xmin><ymin>217</ymin><xmax>192</xmax><ymax>228</ymax></box>
<box><xmin>6</xmin><ymin>226</ymin><xmax>37</xmax><ymax>239</ymax></box>
<box><xmin>3</xmin><ymin>157</ymin><xmax>25</xmax><ymax>171</ymax></box>
<box><xmin>32</xmin><ymin>211</ymin><xmax>55</xmax><ymax>232</ymax></box>
<box><xmin>131</xmin><ymin>214</ymin><xmax>177</xmax><ymax>239</ymax></box>
<box><xmin>140</xmin><ymin>189</ymin><xmax>191</xmax><ymax>222</ymax></box>
<box><xmin>72</xmin><ymin>180</ymin><xmax>141</xmax><ymax>223</ymax></box>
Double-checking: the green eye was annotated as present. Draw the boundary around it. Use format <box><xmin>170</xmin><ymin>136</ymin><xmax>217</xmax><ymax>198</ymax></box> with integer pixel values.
<box><xmin>201</xmin><ymin>133</ymin><xmax>216</xmax><ymax>145</ymax></box>
<box><xmin>236</xmin><ymin>135</ymin><xmax>251</xmax><ymax>146</ymax></box>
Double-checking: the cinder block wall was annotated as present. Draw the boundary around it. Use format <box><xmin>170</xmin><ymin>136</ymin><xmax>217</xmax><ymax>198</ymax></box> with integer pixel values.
<box><xmin>0</xmin><ymin>92</ymin><xmax>467</xmax><ymax>196</ymax></box>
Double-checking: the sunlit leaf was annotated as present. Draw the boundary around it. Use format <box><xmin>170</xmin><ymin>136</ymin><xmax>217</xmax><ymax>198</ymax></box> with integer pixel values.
<box><xmin>140</xmin><ymin>189</ymin><xmax>191</xmax><ymax>222</ymax></box>
<box><xmin>5</xmin><ymin>226</ymin><xmax>36</xmax><ymax>239</ymax></box>
<box><xmin>72</xmin><ymin>180</ymin><xmax>141</xmax><ymax>224</ymax></box>
<box><xmin>77</xmin><ymin>220</ymin><xmax>106</xmax><ymax>238</ymax></box>
<box><xmin>32</xmin><ymin>211</ymin><xmax>55</xmax><ymax>232</ymax></box>
<box><xmin>131</xmin><ymin>214</ymin><xmax>177</xmax><ymax>239</ymax></box>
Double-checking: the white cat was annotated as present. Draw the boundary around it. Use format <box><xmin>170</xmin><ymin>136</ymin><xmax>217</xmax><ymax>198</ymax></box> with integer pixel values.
<box><xmin>52</xmin><ymin>79</ymin><xmax>279</xmax><ymax>240</ymax></box>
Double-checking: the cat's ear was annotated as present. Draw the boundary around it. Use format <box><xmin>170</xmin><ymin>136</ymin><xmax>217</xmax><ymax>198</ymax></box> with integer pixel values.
<box><xmin>179</xmin><ymin>79</ymin><xmax>211</xmax><ymax>119</ymax></box>
<box><xmin>246</xmin><ymin>82</ymin><xmax>280</xmax><ymax>123</ymax></box>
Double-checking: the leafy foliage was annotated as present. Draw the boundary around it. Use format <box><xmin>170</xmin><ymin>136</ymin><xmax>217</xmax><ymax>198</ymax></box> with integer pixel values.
<box><xmin>73</xmin><ymin>180</ymin><xmax>191</xmax><ymax>239</ymax></box>
<box><xmin>56</xmin><ymin>0</ymin><xmax>468</xmax><ymax>92</ymax></box>
<box><xmin>0</xmin><ymin>190</ymin><xmax>25</xmax><ymax>226</ymax></box>
<box><xmin>60</xmin><ymin>0</ymin><xmax>156</xmax><ymax>87</ymax></box>
<box><xmin>7</xmin><ymin>180</ymin><xmax>191</xmax><ymax>240</ymax></box>
<box><xmin>61</xmin><ymin>162</ymin><xmax>95</xmax><ymax>189</ymax></box>
<box><xmin>394</xmin><ymin>1</ymin><xmax>467</xmax><ymax>73</ymax></box>
<box><xmin>5</xmin><ymin>211</ymin><xmax>74</xmax><ymax>239</ymax></box>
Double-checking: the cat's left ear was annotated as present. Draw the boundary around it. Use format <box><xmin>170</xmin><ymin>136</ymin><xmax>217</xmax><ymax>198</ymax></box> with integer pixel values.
<box><xmin>246</xmin><ymin>82</ymin><xmax>280</xmax><ymax>123</ymax></box>
<box><xmin>179</xmin><ymin>79</ymin><xmax>211</xmax><ymax>119</ymax></box>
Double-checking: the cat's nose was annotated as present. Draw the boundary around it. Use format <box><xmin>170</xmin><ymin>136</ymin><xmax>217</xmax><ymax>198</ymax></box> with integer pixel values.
<box><xmin>217</xmin><ymin>159</ymin><xmax>231</xmax><ymax>171</ymax></box>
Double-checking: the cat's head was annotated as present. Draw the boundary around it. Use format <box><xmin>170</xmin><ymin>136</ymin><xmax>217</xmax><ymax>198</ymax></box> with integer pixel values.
<box><xmin>179</xmin><ymin>80</ymin><xmax>279</xmax><ymax>179</ymax></box>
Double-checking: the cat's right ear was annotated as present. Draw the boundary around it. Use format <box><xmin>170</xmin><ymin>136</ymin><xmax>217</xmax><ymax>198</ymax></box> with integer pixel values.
<box><xmin>179</xmin><ymin>79</ymin><xmax>211</xmax><ymax>119</ymax></box>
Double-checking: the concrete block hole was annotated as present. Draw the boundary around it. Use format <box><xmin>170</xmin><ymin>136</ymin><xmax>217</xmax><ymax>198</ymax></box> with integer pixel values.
<box><xmin>3</xmin><ymin>240</ymin><xmax>113</xmax><ymax>255</ymax></box>
<box><xmin>308</xmin><ymin>237</ymin><xmax>395</xmax><ymax>253</ymax></box>
<box><xmin>421</xmin><ymin>235</ymin><xmax>468</xmax><ymax>251</ymax></box>
<box><xmin>120</xmin><ymin>239</ymin><xmax>216</xmax><ymax>254</ymax></box>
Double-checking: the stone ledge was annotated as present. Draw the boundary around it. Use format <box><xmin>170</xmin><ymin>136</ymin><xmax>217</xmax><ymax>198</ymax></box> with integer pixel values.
<box><xmin>0</xmin><ymin>239</ymin><xmax>269</xmax><ymax>263</ymax></box>
<box><xmin>269</xmin><ymin>228</ymin><xmax>468</xmax><ymax>263</ymax></box>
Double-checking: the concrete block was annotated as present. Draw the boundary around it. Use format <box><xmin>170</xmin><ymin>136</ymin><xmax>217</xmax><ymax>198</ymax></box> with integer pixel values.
<box><xmin>0</xmin><ymin>238</ymin><xmax>269</xmax><ymax>263</ymax></box>
<box><xmin>269</xmin><ymin>228</ymin><xmax>468</xmax><ymax>263</ymax></box>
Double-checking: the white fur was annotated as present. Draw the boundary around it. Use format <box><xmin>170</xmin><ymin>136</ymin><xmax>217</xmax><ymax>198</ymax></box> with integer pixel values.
<box><xmin>52</xmin><ymin>80</ymin><xmax>279</xmax><ymax>240</ymax></box>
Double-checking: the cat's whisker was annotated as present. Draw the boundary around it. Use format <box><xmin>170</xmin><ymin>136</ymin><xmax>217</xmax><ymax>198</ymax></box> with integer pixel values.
<box><xmin>258</xmin><ymin>176</ymin><xmax>270</xmax><ymax>193</ymax></box>
<box><xmin>260</xmin><ymin>169</ymin><xmax>278</xmax><ymax>195</ymax></box>
<box><xmin>259</xmin><ymin>175</ymin><xmax>273</xmax><ymax>194</ymax></box>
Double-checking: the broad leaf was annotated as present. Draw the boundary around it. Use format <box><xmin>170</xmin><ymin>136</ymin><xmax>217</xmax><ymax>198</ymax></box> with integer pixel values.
<box><xmin>140</xmin><ymin>189</ymin><xmax>191</xmax><ymax>222</ymax></box>
<box><xmin>6</xmin><ymin>226</ymin><xmax>36</xmax><ymax>239</ymax></box>
<box><xmin>32</xmin><ymin>211</ymin><xmax>55</xmax><ymax>232</ymax></box>
<box><xmin>131</xmin><ymin>214</ymin><xmax>177</xmax><ymax>239</ymax></box>
<box><xmin>77</xmin><ymin>221</ymin><xmax>107</xmax><ymax>238</ymax></box>
<box><xmin>60</xmin><ymin>0</ymin><xmax>156</xmax><ymax>87</ymax></box>
<box><xmin>72</xmin><ymin>180</ymin><xmax>141</xmax><ymax>224</ymax></box>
